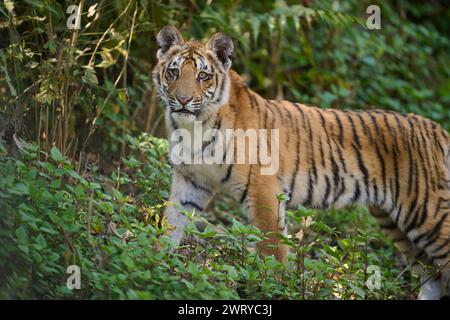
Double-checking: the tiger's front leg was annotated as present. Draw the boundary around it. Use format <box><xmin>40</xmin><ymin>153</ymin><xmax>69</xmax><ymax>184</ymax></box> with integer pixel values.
<box><xmin>164</xmin><ymin>171</ymin><xmax>214</xmax><ymax>245</ymax></box>
<box><xmin>249</xmin><ymin>176</ymin><xmax>289</xmax><ymax>264</ymax></box>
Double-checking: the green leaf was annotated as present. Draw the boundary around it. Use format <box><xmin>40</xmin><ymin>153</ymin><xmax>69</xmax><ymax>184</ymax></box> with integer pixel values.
<box><xmin>111</xmin><ymin>187</ymin><xmax>123</xmax><ymax>201</ymax></box>
<box><xmin>276</xmin><ymin>192</ymin><xmax>289</xmax><ymax>201</ymax></box>
<box><xmin>18</xmin><ymin>245</ymin><xmax>29</xmax><ymax>255</ymax></box>
<box><xmin>348</xmin><ymin>283</ymin><xmax>366</xmax><ymax>299</ymax></box>
<box><xmin>15</xmin><ymin>226</ymin><xmax>28</xmax><ymax>243</ymax></box>
<box><xmin>83</xmin><ymin>67</ymin><xmax>99</xmax><ymax>85</ymax></box>
<box><xmin>11</xmin><ymin>183</ymin><xmax>29</xmax><ymax>195</ymax></box>
<box><xmin>47</xmin><ymin>39</ymin><xmax>57</xmax><ymax>55</ymax></box>
<box><xmin>231</xmin><ymin>218</ymin><xmax>247</xmax><ymax>234</ymax></box>
<box><xmin>35</xmin><ymin>234</ymin><xmax>47</xmax><ymax>249</ymax></box>
<box><xmin>50</xmin><ymin>146</ymin><xmax>65</xmax><ymax>162</ymax></box>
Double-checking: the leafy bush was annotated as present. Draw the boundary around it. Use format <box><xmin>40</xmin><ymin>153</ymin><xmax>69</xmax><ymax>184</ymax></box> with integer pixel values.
<box><xmin>0</xmin><ymin>136</ymin><xmax>418</xmax><ymax>299</ymax></box>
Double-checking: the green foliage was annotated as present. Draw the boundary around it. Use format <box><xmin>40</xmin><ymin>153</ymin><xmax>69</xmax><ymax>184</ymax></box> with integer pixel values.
<box><xmin>0</xmin><ymin>137</ymin><xmax>418</xmax><ymax>299</ymax></box>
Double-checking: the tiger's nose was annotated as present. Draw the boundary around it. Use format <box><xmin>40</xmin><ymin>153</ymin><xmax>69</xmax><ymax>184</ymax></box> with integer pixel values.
<box><xmin>177</xmin><ymin>95</ymin><xmax>193</xmax><ymax>106</ymax></box>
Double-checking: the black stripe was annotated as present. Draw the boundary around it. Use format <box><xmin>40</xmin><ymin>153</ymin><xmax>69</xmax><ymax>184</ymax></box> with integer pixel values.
<box><xmin>321</xmin><ymin>115</ymin><xmax>340</xmax><ymax>192</ymax></box>
<box><xmin>356</xmin><ymin>112</ymin><xmax>373</xmax><ymax>142</ymax></box>
<box><xmin>317</xmin><ymin>111</ymin><xmax>339</xmax><ymax>205</ymax></box>
<box><xmin>383</xmin><ymin>113</ymin><xmax>394</xmax><ymax>138</ymax></box>
<box><xmin>263</xmin><ymin>102</ymin><xmax>269</xmax><ymax>130</ymax></box>
<box><xmin>333</xmin><ymin>179</ymin><xmax>347</xmax><ymax>203</ymax></box>
<box><xmin>346</xmin><ymin>112</ymin><xmax>361</xmax><ymax>148</ymax></box>
<box><xmin>318</xmin><ymin>135</ymin><xmax>326</xmax><ymax>169</ymax></box>
<box><xmin>288</xmin><ymin>103</ymin><xmax>302</xmax><ymax>204</ymax></box>
<box><xmin>313</xmin><ymin>109</ymin><xmax>326</xmax><ymax>169</ymax></box>
<box><xmin>368</xmin><ymin>112</ymin><xmax>389</xmax><ymax>153</ymax></box>
<box><xmin>433</xmin><ymin>197</ymin><xmax>450</xmax><ymax>218</ymax></box>
<box><xmin>352</xmin><ymin>143</ymin><xmax>369</xmax><ymax>192</ymax></box>
<box><xmin>240</xmin><ymin>166</ymin><xmax>252</xmax><ymax>203</ymax></box>
<box><xmin>392</xmin><ymin>148</ymin><xmax>400</xmax><ymax>207</ymax></box>
<box><xmin>185</xmin><ymin>176</ymin><xmax>212</xmax><ymax>195</ymax></box>
<box><xmin>430</xmin><ymin>237</ymin><xmax>450</xmax><ymax>257</ymax></box>
<box><xmin>408</xmin><ymin>125</ymin><xmax>430</xmax><ymax>231</ymax></box>
<box><xmin>422</xmin><ymin>210</ymin><xmax>447</xmax><ymax>243</ymax></box>
<box><xmin>372</xmin><ymin>178</ymin><xmax>379</xmax><ymax>204</ymax></box>
<box><xmin>269</xmin><ymin>100</ymin><xmax>284</xmax><ymax>123</ymax></box>
<box><xmin>323</xmin><ymin>176</ymin><xmax>331</xmax><ymax>208</ymax></box>
<box><xmin>394</xmin><ymin>204</ymin><xmax>403</xmax><ymax>226</ymax></box>
<box><xmin>180</xmin><ymin>200</ymin><xmax>204</xmax><ymax>212</ymax></box>
<box><xmin>417</xmin><ymin>121</ymin><xmax>434</xmax><ymax>185</ymax></box>
<box><xmin>421</xmin><ymin>213</ymin><xmax>449</xmax><ymax>250</ymax></box>
<box><xmin>374</xmin><ymin>143</ymin><xmax>387</xmax><ymax>203</ymax></box>
<box><xmin>430</xmin><ymin>249</ymin><xmax>449</xmax><ymax>261</ymax></box>
<box><xmin>331</xmin><ymin>110</ymin><xmax>344</xmax><ymax>146</ymax></box>
<box><xmin>433</xmin><ymin>125</ymin><xmax>446</xmax><ymax>156</ymax></box>
<box><xmin>405</xmin><ymin>194</ymin><xmax>422</xmax><ymax>235</ymax></box>
<box><xmin>283</xmin><ymin>105</ymin><xmax>295</xmax><ymax>133</ymax></box>
<box><xmin>247</xmin><ymin>89</ymin><xmax>261</xmax><ymax>130</ymax></box>
<box><xmin>305</xmin><ymin>112</ymin><xmax>318</xmax><ymax>183</ymax></box>
<box><xmin>221</xmin><ymin>164</ymin><xmax>233</xmax><ymax>183</ymax></box>
<box><xmin>265</xmin><ymin>100</ymin><xmax>276</xmax><ymax>130</ymax></box>
<box><xmin>350</xmin><ymin>180</ymin><xmax>361</xmax><ymax>203</ymax></box>
<box><xmin>403</xmin><ymin>162</ymin><xmax>420</xmax><ymax>229</ymax></box>
<box><xmin>406</xmin><ymin>138</ymin><xmax>414</xmax><ymax>196</ymax></box>
<box><xmin>304</xmin><ymin>172</ymin><xmax>314</xmax><ymax>207</ymax></box>
<box><xmin>210</xmin><ymin>73</ymin><xmax>219</xmax><ymax>101</ymax></box>
<box><xmin>392</xmin><ymin>113</ymin><xmax>407</xmax><ymax>146</ymax></box>
<box><xmin>334</xmin><ymin>139</ymin><xmax>348</xmax><ymax>174</ymax></box>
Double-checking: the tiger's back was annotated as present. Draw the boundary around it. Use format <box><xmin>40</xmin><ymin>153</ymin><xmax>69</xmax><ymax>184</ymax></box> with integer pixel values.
<box><xmin>257</xmin><ymin>94</ymin><xmax>450</xmax><ymax>264</ymax></box>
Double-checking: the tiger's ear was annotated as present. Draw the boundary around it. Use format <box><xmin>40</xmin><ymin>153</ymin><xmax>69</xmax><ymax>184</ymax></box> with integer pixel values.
<box><xmin>156</xmin><ymin>25</ymin><xmax>184</xmax><ymax>59</ymax></box>
<box><xmin>207</xmin><ymin>33</ymin><xmax>234</xmax><ymax>70</ymax></box>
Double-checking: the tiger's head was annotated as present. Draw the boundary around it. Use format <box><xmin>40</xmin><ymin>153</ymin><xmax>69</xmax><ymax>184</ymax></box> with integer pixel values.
<box><xmin>153</xmin><ymin>26</ymin><xmax>234</xmax><ymax>124</ymax></box>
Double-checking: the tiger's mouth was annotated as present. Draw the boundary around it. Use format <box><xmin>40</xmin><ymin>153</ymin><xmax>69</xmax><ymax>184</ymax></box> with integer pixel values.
<box><xmin>170</xmin><ymin>108</ymin><xmax>198</xmax><ymax>116</ymax></box>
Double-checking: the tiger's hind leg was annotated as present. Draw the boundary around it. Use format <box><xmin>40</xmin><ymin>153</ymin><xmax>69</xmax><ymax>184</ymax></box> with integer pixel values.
<box><xmin>413</xmin><ymin>191</ymin><xmax>450</xmax><ymax>299</ymax></box>
<box><xmin>369</xmin><ymin>206</ymin><xmax>444</xmax><ymax>299</ymax></box>
<box><xmin>369</xmin><ymin>206</ymin><xmax>419</xmax><ymax>265</ymax></box>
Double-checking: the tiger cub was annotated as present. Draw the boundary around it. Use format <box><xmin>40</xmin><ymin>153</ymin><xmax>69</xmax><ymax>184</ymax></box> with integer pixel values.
<box><xmin>153</xmin><ymin>25</ymin><xmax>450</xmax><ymax>299</ymax></box>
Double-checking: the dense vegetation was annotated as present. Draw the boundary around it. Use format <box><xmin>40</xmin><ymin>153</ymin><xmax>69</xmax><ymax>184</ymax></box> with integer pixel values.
<box><xmin>0</xmin><ymin>0</ymin><xmax>448</xmax><ymax>299</ymax></box>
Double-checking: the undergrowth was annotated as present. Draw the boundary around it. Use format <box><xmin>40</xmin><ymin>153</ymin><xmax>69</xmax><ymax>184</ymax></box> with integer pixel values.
<box><xmin>0</xmin><ymin>135</ymin><xmax>419</xmax><ymax>299</ymax></box>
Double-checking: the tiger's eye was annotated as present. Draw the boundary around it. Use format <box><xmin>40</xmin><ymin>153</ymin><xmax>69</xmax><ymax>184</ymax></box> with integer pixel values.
<box><xmin>198</xmin><ymin>71</ymin><xmax>210</xmax><ymax>80</ymax></box>
<box><xmin>168</xmin><ymin>68</ymin><xmax>179</xmax><ymax>78</ymax></box>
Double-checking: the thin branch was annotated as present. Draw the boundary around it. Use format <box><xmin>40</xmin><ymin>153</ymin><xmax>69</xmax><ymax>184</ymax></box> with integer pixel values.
<box><xmin>408</xmin><ymin>259</ymin><xmax>450</xmax><ymax>296</ymax></box>
<box><xmin>81</xmin><ymin>2</ymin><xmax>137</xmax><ymax>153</ymax></box>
